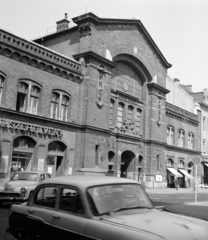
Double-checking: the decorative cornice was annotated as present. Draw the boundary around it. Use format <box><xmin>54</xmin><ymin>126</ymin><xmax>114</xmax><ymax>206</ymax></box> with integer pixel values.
<box><xmin>73</xmin><ymin>51</ymin><xmax>116</xmax><ymax>68</ymax></box>
<box><xmin>72</xmin><ymin>12</ymin><xmax>172</xmax><ymax>69</ymax></box>
<box><xmin>0</xmin><ymin>29</ymin><xmax>83</xmax><ymax>83</ymax></box>
<box><xmin>111</xmin><ymin>89</ymin><xmax>143</xmax><ymax>104</ymax></box>
<box><xmin>147</xmin><ymin>82</ymin><xmax>170</xmax><ymax>95</ymax></box>
<box><xmin>166</xmin><ymin>102</ymin><xmax>198</xmax><ymax>126</ymax></box>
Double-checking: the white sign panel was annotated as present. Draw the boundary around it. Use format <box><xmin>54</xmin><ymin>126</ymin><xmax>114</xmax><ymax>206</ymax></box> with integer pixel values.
<box><xmin>0</xmin><ymin>155</ymin><xmax>9</xmax><ymax>173</ymax></box>
<box><xmin>68</xmin><ymin>167</ymin><xmax>72</xmax><ymax>175</ymax></box>
<box><xmin>38</xmin><ymin>159</ymin><xmax>44</xmax><ymax>172</ymax></box>
<box><xmin>155</xmin><ymin>175</ymin><xmax>162</xmax><ymax>182</ymax></box>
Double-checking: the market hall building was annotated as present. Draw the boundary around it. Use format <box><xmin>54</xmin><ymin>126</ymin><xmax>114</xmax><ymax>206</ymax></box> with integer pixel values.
<box><xmin>0</xmin><ymin>13</ymin><xmax>201</xmax><ymax>188</ymax></box>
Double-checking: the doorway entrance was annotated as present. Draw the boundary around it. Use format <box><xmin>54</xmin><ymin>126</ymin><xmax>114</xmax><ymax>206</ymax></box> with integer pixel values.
<box><xmin>120</xmin><ymin>150</ymin><xmax>135</xmax><ymax>178</ymax></box>
<box><xmin>47</xmin><ymin>141</ymin><xmax>66</xmax><ymax>177</ymax></box>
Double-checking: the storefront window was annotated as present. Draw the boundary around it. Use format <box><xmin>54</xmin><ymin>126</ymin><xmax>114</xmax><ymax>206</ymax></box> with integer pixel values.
<box><xmin>11</xmin><ymin>152</ymin><xmax>32</xmax><ymax>173</ymax></box>
<box><xmin>48</xmin><ymin>141</ymin><xmax>65</xmax><ymax>152</ymax></box>
<box><xmin>13</xmin><ymin>136</ymin><xmax>36</xmax><ymax>149</ymax></box>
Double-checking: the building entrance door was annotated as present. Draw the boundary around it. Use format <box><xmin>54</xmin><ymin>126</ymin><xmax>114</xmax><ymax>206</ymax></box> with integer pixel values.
<box><xmin>120</xmin><ymin>150</ymin><xmax>135</xmax><ymax>178</ymax></box>
<box><xmin>46</xmin><ymin>155</ymin><xmax>63</xmax><ymax>177</ymax></box>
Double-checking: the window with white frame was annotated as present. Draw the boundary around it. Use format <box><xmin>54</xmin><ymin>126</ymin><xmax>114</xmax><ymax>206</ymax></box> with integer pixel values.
<box><xmin>50</xmin><ymin>91</ymin><xmax>70</xmax><ymax>121</ymax></box>
<box><xmin>178</xmin><ymin>130</ymin><xmax>185</xmax><ymax>147</ymax></box>
<box><xmin>16</xmin><ymin>81</ymin><xmax>41</xmax><ymax>114</ymax></box>
<box><xmin>188</xmin><ymin>133</ymin><xmax>194</xmax><ymax>149</ymax></box>
<box><xmin>135</xmin><ymin>108</ymin><xmax>142</xmax><ymax>132</ymax></box>
<box><xmin>178</xmin><ymin>160</ymin><xmax>185</xmax><ymax>168</ymax></box>
<box><xmin>167</xmin><ymin>126</ymin><xmax>174</xmax><ymax>145</ymax></box>
<box><xmin>203</xmin><ymin>116</ymin><xmax>206</xmax><ymax>130</ymax></box>
<box><xmin>167</xmin><ymin>158</ymin><xmax>173</xmax><ymax>167</ymax></box>
<box><xmin>117</xmin><ymin>102</ymin><xmax>124</xmax><ymax>127</ymax></box>
<box><xmin>127</xmin><ymin>105</ymin><xmax>134</xmax><ymax>122</ymax></box>
<box><xmin>109</xmin><ymin>99</ymin><xmax>115</xmax><ymax>126</ymax></box>
<box><xmin>0</xmin><ymin>74</ymin><xmax>5</xmax><ymax>105</ymax></box>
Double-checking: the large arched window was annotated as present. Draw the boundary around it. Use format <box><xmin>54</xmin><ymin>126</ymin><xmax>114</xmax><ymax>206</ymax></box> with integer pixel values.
<box><xmin>0</xmin><ymin>74</ymin><xmax>5</xmax><ymax>106</ymax></box>
<box><xmin>16</xmin><ymin>80</ymin><xmax>41</xmax><ymax>114</ymax></box>
<box><xmin>178</xmin><ymin>160</ymin><xmax>185</xmax><ymax>168</ymax></box>
<box><xmin>117</xmin><ymin>102</ymin><xmax>125</xmax><ymax>127</ymax></box>
<box><xmin>112</xmin><ymin>61</ymin><xmax>143</xmax><ymax>98</ymax></box>
<box><xmin>50</xmin><ymin>91</ymin><xmax>70</xmax><ymax>121</ymax></box>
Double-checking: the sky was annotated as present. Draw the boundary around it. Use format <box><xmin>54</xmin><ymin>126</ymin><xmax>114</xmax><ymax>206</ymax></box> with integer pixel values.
<box><xmin>0</xmin><ymin>0</ymin><xmax>208</xmax><ymax>92</ymax></box>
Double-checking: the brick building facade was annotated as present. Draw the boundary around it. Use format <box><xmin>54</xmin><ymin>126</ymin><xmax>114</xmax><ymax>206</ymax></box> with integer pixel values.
<box><xmin>0</xmin><ymin>13</ymin><xmax>202</xmax><ymax>188</ymax></box>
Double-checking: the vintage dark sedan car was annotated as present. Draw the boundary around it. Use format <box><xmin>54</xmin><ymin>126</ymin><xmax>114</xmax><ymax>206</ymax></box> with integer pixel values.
<box><xmin>0</xmin><ymin>171</ymin><xmax>51</xmax><ymax>206</ymax></box>
<box><xmin>9</xmin><ymin>176</ymin><xmax>208</xmax><ymax>240</ymax></box>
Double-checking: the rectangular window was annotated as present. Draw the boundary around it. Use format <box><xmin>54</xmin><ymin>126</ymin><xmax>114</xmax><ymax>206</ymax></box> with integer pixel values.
<box><xmin>117</xmin><ymin>103</ymin><xmax>124</xmax><ymax>127</ymax></box>
<box><xmin>60</xmin><ymin>95</ymin><xmax>69</xmax><ymax>121</ymax></box>
<box><xmin>60</xmin><ymin>188</ymin><xmax>84</xmax><ymax>214</ymax></box>
<box><xmin>109</xmin><ymin>100</ymin><xmax>114</xmax><ymax>126</ymax></box>
<box><xmin>203</xmin><ymin>139</ymin><xmax>206</xmax><ymax>153</ymax></box>
<box><xmin>0</xmin><ymin>76</ymin><xmax>4</xmax><ymax>105</ymax></box>
<box><xmin>135</xmin><ymin>109</ymin><xmax>142</xmax><ymax>132</ymax></box>
<box><xmin>29</xmin><ymin>86</ymin><xmax>40</xmax><ymax>114</ymax></box>
<box><xmin>167</xmin><ymin>127</ymin><xmax>174</xmax><ymax>145</ymax></box>
<box><xmin>127</xmin><ymin>106</ymin><xmax>133</xmax><ymax>122</ymax></box>
<box><xmin>178</xmin><ymin>130</ymin><xmax>185</xmax><ymax>147</ymax></box>
<box><xmin>203</xmin><ymin>117</ymin><xmax>206</xmax><ymax>130</ymax></box>
<box><xmin>51</xmin><ymin>93</ymin><xmax>59</xmax><ymax>119</ymax></box>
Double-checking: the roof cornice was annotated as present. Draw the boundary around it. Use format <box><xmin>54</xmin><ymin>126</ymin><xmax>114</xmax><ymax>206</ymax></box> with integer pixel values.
<box><xmin>72</xmin><ymin>13</ymin><xmax>172</xmax><ymax>69</ymax></box>
<box><xmin>0</xmin><ymin>29</ymin><xmax>83</xmax><ymax>83</ymax></box>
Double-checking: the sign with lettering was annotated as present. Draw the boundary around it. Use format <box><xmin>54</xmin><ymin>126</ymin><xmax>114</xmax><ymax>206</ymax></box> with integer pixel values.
<box><xmin>0</xmin><ymin>119</ymin><xmax>63</xmax><ymax>138</ymax></box>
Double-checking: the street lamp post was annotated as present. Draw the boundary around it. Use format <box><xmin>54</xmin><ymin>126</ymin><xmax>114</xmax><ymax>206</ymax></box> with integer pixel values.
<box><xmin>194</xmin><ymin>164</ymin><xmax>197</xmax><ymax>203</ymax></box>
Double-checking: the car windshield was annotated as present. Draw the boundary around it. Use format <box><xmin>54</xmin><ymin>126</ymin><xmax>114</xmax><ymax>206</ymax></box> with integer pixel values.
<box><xmin>87</xmin><ymin>184</ymin><xmax>153</xmax><ymax>215</ymax></box>
<box><xmin>11</xmin><ymin>173</ymin><xmax>39</xmax><ymax>181</ymax></box>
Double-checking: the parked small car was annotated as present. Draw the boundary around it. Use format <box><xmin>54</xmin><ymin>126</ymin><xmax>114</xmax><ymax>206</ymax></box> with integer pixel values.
<box><xmin>9</xmin><ymin>176</ymin><xmax>208</xmax><ymax>240</ymax></box>
<box><xmin>0</xmin><ymin>171</ymin><xmax>51</xmax><ymax>206</ymax></box>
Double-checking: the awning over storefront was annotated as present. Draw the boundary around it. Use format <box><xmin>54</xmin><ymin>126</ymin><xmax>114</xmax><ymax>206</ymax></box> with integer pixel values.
<box><xmin>204</xmin><ymin>163</ymin><xmax>208</xmax><ymax>167</ymax></box>
<box><xmin>179</xmin><ymin>169</ymin><xmax>193</xmax><ymax>179</ymax></box>
<box><xmin>167</xmin><ymin>168</ymin><xmax>183</xmax><ymax>177</ymax></box>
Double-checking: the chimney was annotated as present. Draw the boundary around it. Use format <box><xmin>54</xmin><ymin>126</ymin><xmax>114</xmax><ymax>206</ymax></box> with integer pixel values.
<box><xmin>56</xmin><ymin>13</ymin><xmax>70</xmax><ymax>32</ymax></box>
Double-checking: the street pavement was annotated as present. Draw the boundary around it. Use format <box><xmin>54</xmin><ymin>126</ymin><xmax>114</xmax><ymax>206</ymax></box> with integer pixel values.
<box><xmin>146</xmin><ymin>186</ymin><xmax>208</xmax><ymax>221</ymax></box>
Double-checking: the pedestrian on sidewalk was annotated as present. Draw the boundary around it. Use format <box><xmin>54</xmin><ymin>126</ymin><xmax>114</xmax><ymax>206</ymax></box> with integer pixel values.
<box><xmin>175</xmin><ymin>177</ymin><xmax>179</xmax><ymax>190</ymax></box>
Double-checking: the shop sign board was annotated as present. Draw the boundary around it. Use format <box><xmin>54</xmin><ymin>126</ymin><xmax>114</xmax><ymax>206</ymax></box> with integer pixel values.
<box><xmin>0</xmin><ymin>119</ymin><xmax>63</xmax><ymax>138</ymax></box>
<box><xmin>155</xmin><ymin>175</ymin><xmax>162</xmax><ymax>182</ymax></box>
<box><xmin>0</xmin><ymin>155</ymin><xmax>9</xmax><ymax>173</ymax></box>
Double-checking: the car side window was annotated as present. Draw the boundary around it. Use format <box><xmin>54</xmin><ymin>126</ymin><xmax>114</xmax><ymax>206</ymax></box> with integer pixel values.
<box><xmin>40</xmin><ymin>174</ymin><xmax>45</xmax><ymax>181</ymax></box>
<box><xmin>34</xmin><ymin>186</ymin><xmax>57</xmax><ymax>208</ymax></box>
<box><xmin>60</xmin><ymin>188</ymin><xmax>84</xmax><ymax>214</ymax></box>
<box><xmin>45</xmin><ymin>174</ymin><xmax>51</xmax><ymax>179</ymax></box>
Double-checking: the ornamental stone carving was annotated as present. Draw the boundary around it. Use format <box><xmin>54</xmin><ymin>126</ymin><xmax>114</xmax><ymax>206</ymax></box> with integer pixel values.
<box><xmin>96</xmin><ymin>65</ymin><xmax>105</xmax><ymax>108</ymax></box>
<box><xmin>117</xmin><ymin>120</ymin><xmax>139</xmax><ymax>135</ymax></box>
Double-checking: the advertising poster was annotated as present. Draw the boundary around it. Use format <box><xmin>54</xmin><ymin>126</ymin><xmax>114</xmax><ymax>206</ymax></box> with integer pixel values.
<box><xmin>38</xmin><ymin>159</ymin><xmax>44</xmax><ymax>172</ymax></box>
<box><xmin>0</xmin><ymin>155</ymin><xmax>9</xmax><ymax>173</ymax></box>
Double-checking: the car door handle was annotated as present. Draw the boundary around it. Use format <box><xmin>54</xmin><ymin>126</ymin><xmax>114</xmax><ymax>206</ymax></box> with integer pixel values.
<box><xmin>28</xmin><ymin>209</ymin><xmax>34</xmax><ymax>213</ymax></box>
<box><xmin>52</xmin><ymin>214</ymin><xmax>60</xmax><ymax>219</ymax></box>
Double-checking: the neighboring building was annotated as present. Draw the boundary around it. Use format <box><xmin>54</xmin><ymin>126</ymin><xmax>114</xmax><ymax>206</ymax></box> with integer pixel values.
<box><xmin>165</xmin><ymin>76</ymin><xmax>201</xmax><ymax>188</ymax></box>
<box><xmin>0</xmin><ymin>29</ymin><xmax>83</xmax><ymax>185</ymax></box>
<box><xmin>188</xmin><ymin>88</ymin><xmax>208</xmax><ymax>186</ymax></box>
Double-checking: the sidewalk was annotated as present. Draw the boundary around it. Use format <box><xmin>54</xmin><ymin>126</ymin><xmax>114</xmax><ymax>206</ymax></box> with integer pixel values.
<box><xmin>145</xmin><ymin>186</ymin><xmax>208</xmax><ymax>194</ymax></box>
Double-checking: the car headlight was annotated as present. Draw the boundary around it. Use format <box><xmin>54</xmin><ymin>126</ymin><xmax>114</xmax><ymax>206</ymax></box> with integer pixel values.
<box><xmin>21</xmin><ymin>187</ymin><xmax>27</xmax><ymax>196</ymax></box>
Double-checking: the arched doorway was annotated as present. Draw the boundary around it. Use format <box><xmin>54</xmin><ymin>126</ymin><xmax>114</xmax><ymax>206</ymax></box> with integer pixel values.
<box><xmin>166</xmin><ymin>158</ymin><xmax>175</xmax><ymax>188</ymax></box>
<box><xmin>108</xmin><ymin>151</ymin><xmax>115</xmax><ymax>171</ymax></box>
<box><xmin>12</xmin><ymin>136</ymin><xmax>36</xmax><ymax>175</ymax></box>
<box><xmin>47</xmin><ymin>141</ymin><xmax>67</xmax><ymax>177</ymax></box>
<box><xmin>120</xmin><ymin>150</ymin><xmax>135</xmax><ymax>178</ymax></box>
<box><xmin>138</xmin><ymin>155</ymin><xmax>143</xmax><ymax>183</ymax></box>
<box><xmin>188</xmin><ymin>161</ymin><xmax>194</xmax><ymax>188</ymax></box>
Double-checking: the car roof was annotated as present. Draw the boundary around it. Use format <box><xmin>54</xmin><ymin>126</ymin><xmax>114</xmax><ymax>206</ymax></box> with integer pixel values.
<box><xmin>40</xmin><ymin>175</ymin><xmax>139</xmax><ymax>189</ymax></box>
<box><xmin>13</xmin><ymin>171</ymin><xmax>49</xmax><ymax>174</ymax></box>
